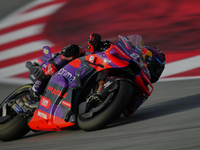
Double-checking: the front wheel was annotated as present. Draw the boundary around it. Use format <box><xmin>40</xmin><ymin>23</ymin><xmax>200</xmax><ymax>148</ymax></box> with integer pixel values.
<box><xmin>77</xmin><ymin>80</ymin><xmax>133</xmax><ymax>131</ymax></box>
<box><xmin>0</xmin><ymin>84</ymin><xmax>32</xmax><ymax>141</ymax></box>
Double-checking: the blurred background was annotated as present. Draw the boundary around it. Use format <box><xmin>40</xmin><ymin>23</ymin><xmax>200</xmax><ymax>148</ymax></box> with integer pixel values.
<box><xmin>43</xmin><ymin>0</ymin><xmax>200</xmax><ymax>51</ymax></box>
<box><xmin>0</xmin><ymin>0</ymin><xmax>200</xmax><ymax>84</ymax></box>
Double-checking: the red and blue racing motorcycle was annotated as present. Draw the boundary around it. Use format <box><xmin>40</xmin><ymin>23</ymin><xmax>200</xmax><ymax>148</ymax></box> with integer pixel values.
<box><xmin>0</xmin><ymin>34</ymin><xmax>153</xmax><ymax>141</ymax></box>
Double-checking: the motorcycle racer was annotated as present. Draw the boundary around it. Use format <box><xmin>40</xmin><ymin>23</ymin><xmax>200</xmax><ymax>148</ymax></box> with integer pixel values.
<box><xmin>30</xmin><ymin>44</ymin><xmax>85</xmax><ymax>98</ymax></box>
<box><xmin>30</xmin><ymin>33</ymin><xmax>165</xmax><ymax>101</ymax></box>
<box><xmin>30</xmin><ymin>33</ymin><xmax>111</xmax><ymax>98</ymax></box>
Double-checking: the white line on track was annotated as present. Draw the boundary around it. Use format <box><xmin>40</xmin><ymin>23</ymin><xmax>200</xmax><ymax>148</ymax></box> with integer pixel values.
<box><xmin>0</xmin><ymin>0</ymin><xmax>66</xmax><ymax>84</ymax></box>
<box><xmin>0</xmin><ymin>40</ymin><xmax>54</xmax><ymax>61</ymax></box>
<box><xmin>0</xmin><ymin>58</ymin><xmax>36</xmax><ymax>78</ymax></box>
<box><xmin>159</xmin><ymin>76</ymin><xmax>200</xmax><ymax>82</ymax></box>
<box><xmin>161</xmin><ymin>55</ymin><xmax>200</xmax><ymax>78</ymax></box>
<box><xmin>0</xmin><ymin>2</ymin><xmax>65</xmax><ymax>30</ymax></box>
<box><xmin>0</xmin><ymin>24</ymin><xmax>45</xmax><ymax>45</ymax></box>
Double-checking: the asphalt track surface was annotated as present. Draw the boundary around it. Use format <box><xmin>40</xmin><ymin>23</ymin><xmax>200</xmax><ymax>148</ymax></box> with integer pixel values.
<box><xmin>0</xmin><ymin>1</ymin><xmax>200</xmax><ymax>150</ymax></box>
<box><xmin>0</xmin><ymin>79</ymin><xmax>200</xmax><ymax>150</ymax></box>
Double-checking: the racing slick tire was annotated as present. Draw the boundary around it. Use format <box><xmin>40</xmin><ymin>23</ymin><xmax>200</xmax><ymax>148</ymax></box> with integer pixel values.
<box><xmin>0</xmin><ymin>84</ymin><xmax>32</xmax><ymax>141</ymax></box>
<box><xmin>78</xmin><ymin>80</ymin><xmax>133</xmax><ymax>131</ymax></box>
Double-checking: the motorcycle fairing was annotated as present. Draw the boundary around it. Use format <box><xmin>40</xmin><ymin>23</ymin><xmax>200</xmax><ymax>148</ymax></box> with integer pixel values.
<box><xmin>134</xmin><ymin>71</ymin><xmax>153</xmax><ymax>96</ymax></box>
<box><xmin>85</xmin><ymin>44</ymin><xmax>133</xmax><ymax>71</ymax></box>
<box><xmin>116</xmin><ymin>35</ymin><xmax>153</xmax><ymax>96</ymax></box>
<box><xmin>28</xmin><ymin>52</ymin><xmax>116</xmax><ymax>131</ymax></box>
<box><xmin>28</xmin><ymin>81</ymin><xmax>75</xmax><ymax>131</ymax></box>
<box><xmin>28</xmin><ymin>57</ymin><xmax>99</xmax><ymax>131</ymax></box>
<box><xmin>117</xmin><ymin>35</ymin><xmax>145</xmax><ymax>70</ymax></box>
<box><xmin>28</xmin><ymin>34</ymin><xmax>154</xmax><ymax>131</ymax></box>
<box><xmin>28</xmin><ymin>109</ymin><xmax>74</xmax><ymax>131</ymax></box>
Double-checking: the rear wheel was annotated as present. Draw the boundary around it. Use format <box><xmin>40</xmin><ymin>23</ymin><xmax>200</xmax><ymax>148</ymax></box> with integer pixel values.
<box><xmin>0</xmin><ymin>84</ymin><xmax>32</xmax><ymax>141</ymax></box>
<box><xmin>77</xmin><ymin>80</ymin><xmax>133</xmax><ymax>131</ymax></box>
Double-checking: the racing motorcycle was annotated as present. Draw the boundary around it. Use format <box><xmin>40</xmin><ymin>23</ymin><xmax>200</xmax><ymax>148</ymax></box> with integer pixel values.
<box><xmin>0</xmin><ymin>34</ymin><xmax>153</xmax><ymax>141</ymax></box>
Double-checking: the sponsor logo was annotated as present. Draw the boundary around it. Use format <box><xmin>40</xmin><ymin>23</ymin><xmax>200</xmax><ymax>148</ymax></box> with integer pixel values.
<box><xmin>46</xmin><ymin>86</ymin><xmax>61</xmax><ymax>97</ymax></box>
<box><xmin>117</xmin><ymin>42</ymin><xmax>142</xmax><ymax>56</ymax></box>
<box><xmin>46</xmin><ymin>86</ymin><xmax>67</xmax><ymax>98</ymax></box>
<box><xmin>21</xmin><ymin>105</ymin><xmax>28</xmax><ymax>112</ymax></box>
<box><xmin>89</xmin><ymin>55</ymin><xmax>95</xmax><ymax>63</ymax></box>
<box><xmin>45</xmin><ymin>64</ymin><xmax>56</xmax><ymax>75</ymax></box>
<box><xmin>62</xmin><ymin>93</ymin><xmax>67</xmax><ymax>98</ymax></box>
<box><xmin>57</xmin><ymin>68</ymin><xmax>75</xmax><ymax>83</ymax></box>
<box><xmin>33</xmin><ymin>80</ymin><xmax>41</xmax><ymax>89</ymax></box>
<box><xmin>62</xmin><ymin>100</ymin><xmax>71</xmax><ymax>108</ymax></box>
<box><xmin>40</xmin><ymin>96</ymin><xmax>51</xmax><ymax>109</ymax></box>
<box><xmin>104</xmin><ymin>81</ymin><xmax>113</xmax><ymax>88</ymax></box>
<box><xmin>43</xmin><ymin>48</ymin><xmax>49</xmax><ymax>54</ymax></box>
<box><xmin>22</xmin><ymin>96</ymin><xmax>27</xmax><ymax>102</ymax></box>
<box><xmin>37</xmin><ymin>111</ymin><xmax>47</xmax><ymax>119</ymax></box>
<box><xmin>130</xmin><ymin>52</ymin><xmax>140</xmax><ymax>60</ymax></box>
<box><xmin>142</xmin><ymin>47</ymin><xmax>148</xmax><ymax>55</ymax></box>
<box><xmin>117</xmin><ymin>43</ymin><xmax>129</xmax><ymax>55</ymax></box>
<box><xmin>114</xmin><ymin>45</ymin><xmax>127</xmax><ymax>57</ymax></box>
<box><xmin>12</xmin><ymin>104</ymin><xmax>22</xmax><ymax>113</ymax></box>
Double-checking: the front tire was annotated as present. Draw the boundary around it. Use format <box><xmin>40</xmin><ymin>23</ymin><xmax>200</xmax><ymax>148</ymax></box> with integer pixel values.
<box><xmin>77</xmin><ymin>80</ymin><xmax>133</xmax><ymax>131</ymax></box>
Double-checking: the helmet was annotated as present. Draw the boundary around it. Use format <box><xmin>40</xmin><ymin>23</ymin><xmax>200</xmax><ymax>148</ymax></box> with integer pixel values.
<box><xmin>143</xmin><ymin>46</ymin><xmax>165</xmax><ymax>83</ymax></box>
<box><xmin>61</xmin><ymin>44</ymin><xmax>85</xmax><ymax>60</ymax></box>
<box><xmin>87</xmin><ymin>33</ymin><xmax>102</xmax><ymax>53</ymax></box>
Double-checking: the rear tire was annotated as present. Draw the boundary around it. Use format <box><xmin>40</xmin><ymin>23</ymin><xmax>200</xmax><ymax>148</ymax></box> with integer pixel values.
<box><xmin>77</xmin><ymin>80</ymin><xmax>133</xmax><ymax>131</ymax></box>
<box><xmin>0</xmin><ymin>115</ymin><xmax>30</xmax><ymax>141</ymax></box>
<box><xmin>0</xmin><ymin>84</ymin><xmax>32</xmax><ymax>141</ymax></box>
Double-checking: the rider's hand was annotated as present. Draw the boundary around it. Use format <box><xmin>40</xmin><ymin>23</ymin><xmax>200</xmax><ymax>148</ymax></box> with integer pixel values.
<box><xmin>44</xmin><ymin>63</ymin><xmax>58</xmax><ymax>76</ymax></box>
<box><xmin>87</xmin><ymin>33</ymin><xmax>101</xmax><ymax>52</ymax></box>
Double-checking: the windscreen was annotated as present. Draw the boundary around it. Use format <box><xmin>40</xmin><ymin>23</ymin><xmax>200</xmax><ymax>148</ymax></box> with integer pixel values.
<box><xmin>126</xmin><ymin>34</ymin><xmax>143</xmax><ymax>47</ymax></box>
